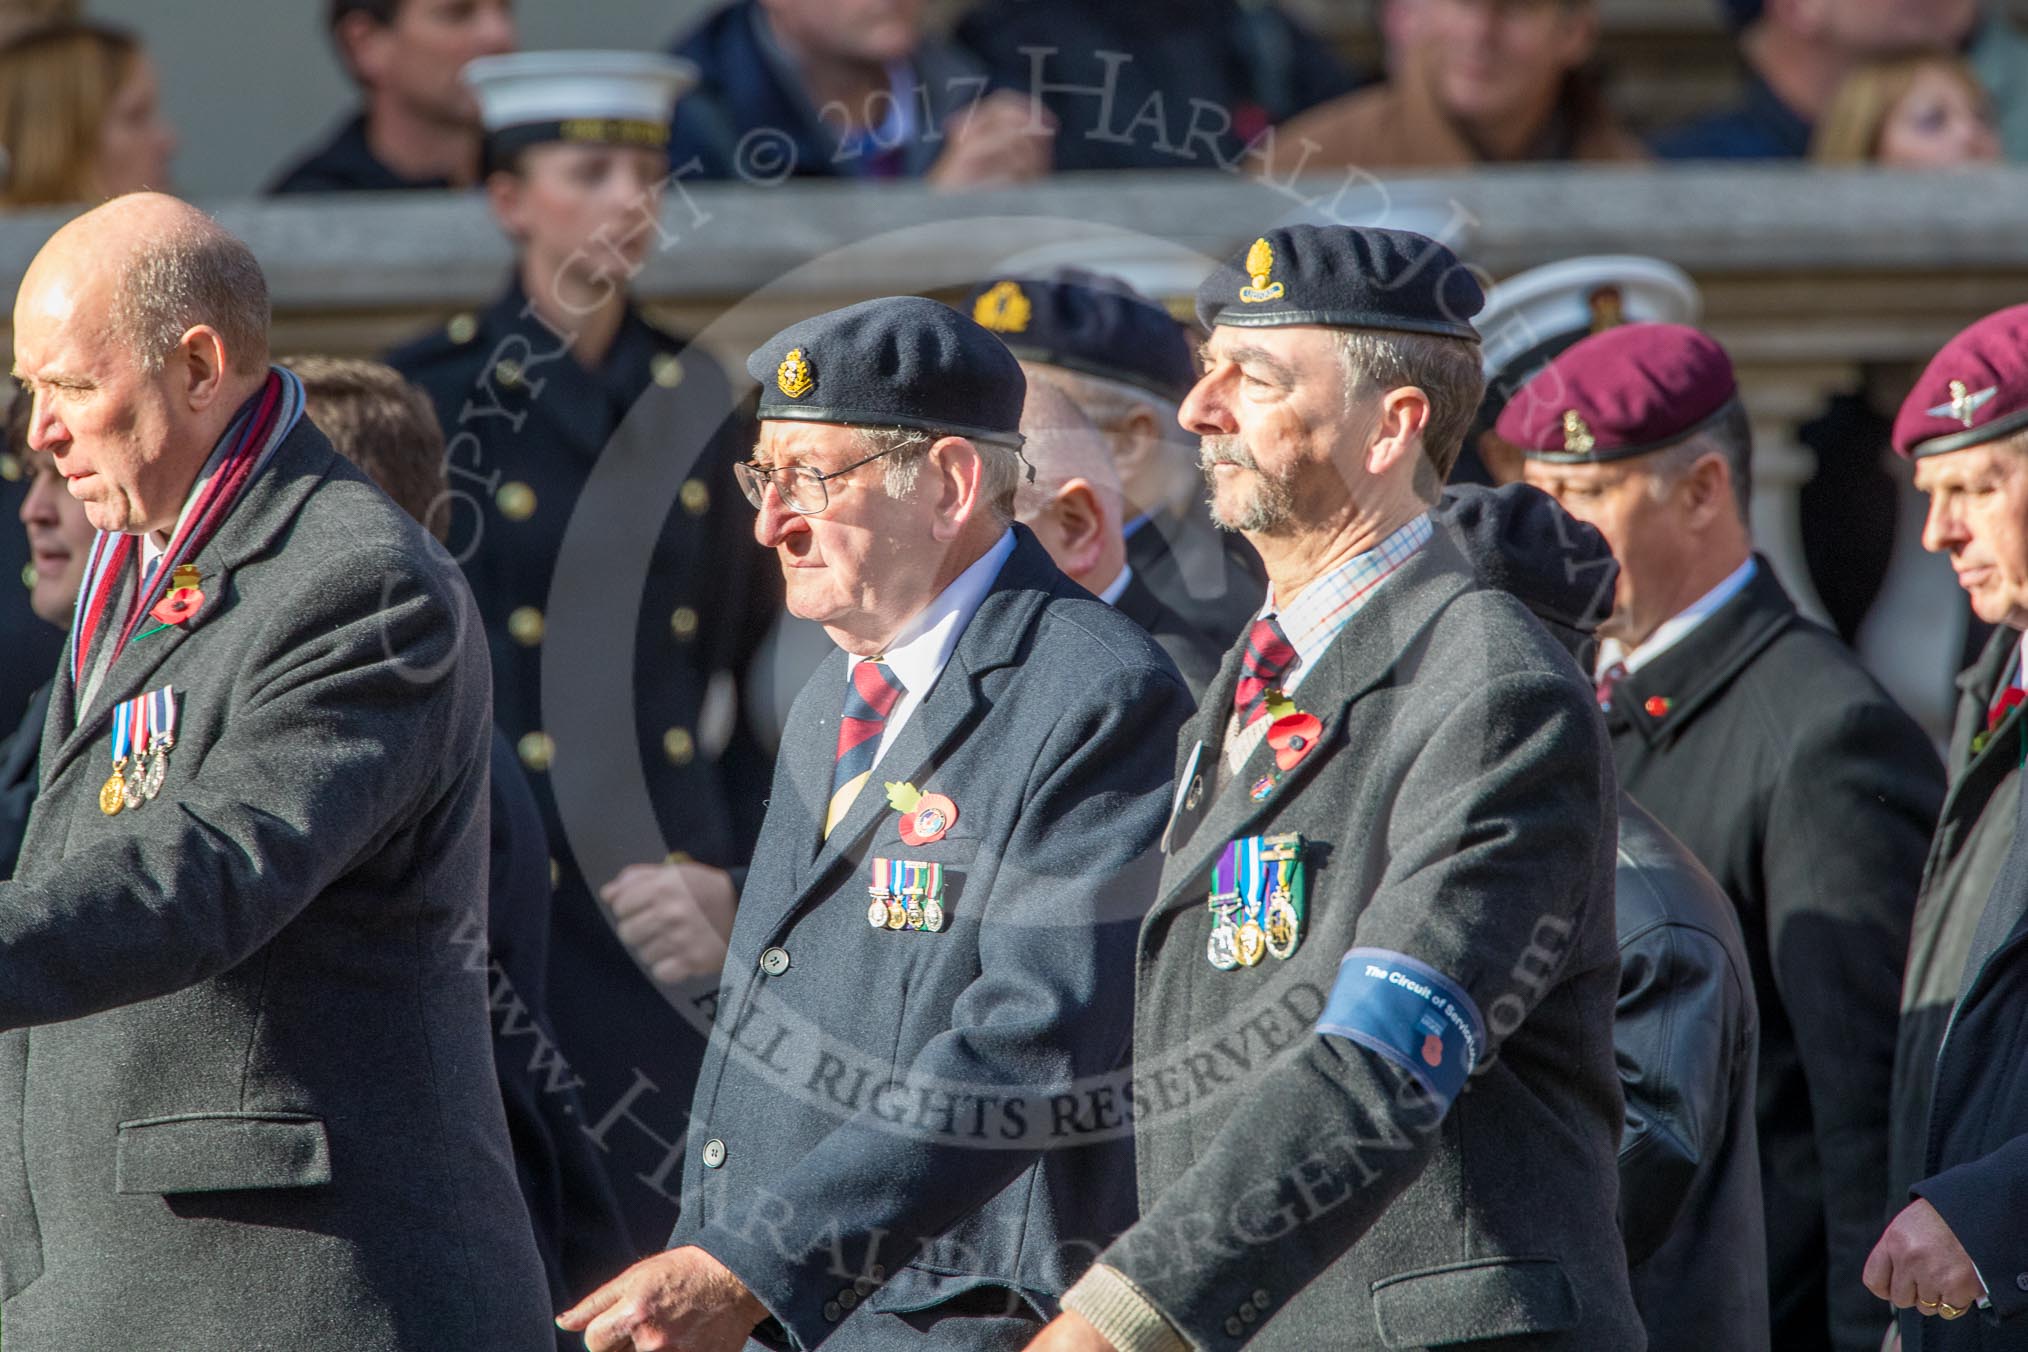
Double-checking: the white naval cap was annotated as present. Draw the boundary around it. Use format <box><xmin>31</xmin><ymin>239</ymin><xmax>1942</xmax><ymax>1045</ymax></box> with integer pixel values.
<box><xmin>462</xmin><ymin>50</ymin><xmax>696</xmax><ymax>162</ymax></box>
<box><xmin>1477</xmin><ymin>255</ymin><xmax>1702</xmax><ymax>413</ymax></box>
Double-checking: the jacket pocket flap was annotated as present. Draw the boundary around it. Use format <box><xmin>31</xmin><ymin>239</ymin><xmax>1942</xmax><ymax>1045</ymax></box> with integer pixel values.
<box><xmin>1371</xmin><ymin>1257</ymin><xmax>1577</xmax><ymax>1348</ymax></box>
<box><xmin>861</xmin><ymin>1263</ymin><xmax>1047</xmax><ymax>1321</ymax></box>
<box><xmin>115</xmin><ymin>1112</ymin><xmax>332</xmax><ymax>1195</ymax></box>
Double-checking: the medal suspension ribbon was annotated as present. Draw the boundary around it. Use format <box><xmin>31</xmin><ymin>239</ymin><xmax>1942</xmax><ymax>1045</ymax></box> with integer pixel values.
<box><xmin>68</xmin><ymin>371</ymin><xmax>294</xmax><ymax>686</ymax></box>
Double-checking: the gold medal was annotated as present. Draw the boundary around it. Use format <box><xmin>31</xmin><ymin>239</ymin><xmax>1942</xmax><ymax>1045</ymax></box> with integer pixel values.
<box><xmin>1236</xmin><ymin>920</ymin><xmax>1267</xmax><ymax>967</ymax></box>
<box><xmin>1265</xmin><ymin>893</ymin><xmax>1299</xmax><ymax>960</ymax></box>
<box><xmin>886</xmin><ymin>898</ymin><xmax>908</xmax><ymax>930</ymax></box>
<box><xmin>906</xmin><ymin>899</ymin><xmax>926</xmax><ymax>930</ymax></box>
<box><xmin>100</xmin><ymin>766</ymin><xmax>127</xmax><ymax>816</ymax></box>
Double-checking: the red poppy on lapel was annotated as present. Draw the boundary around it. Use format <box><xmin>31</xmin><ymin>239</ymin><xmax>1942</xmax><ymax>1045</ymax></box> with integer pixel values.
<box><xmin>1991</xmin><ymin>686</ymin><xmax>2025</xmax><ymax>732</ymax></box>
<box><xmin>149</xmin><ymin>586</ymin><xmax>204</xmax><ymax>626</ymax></box>
<box><xmin>1266</xmin><ymin>711</ymin><xmax>1322</xmax><ymax>772</ymax></box>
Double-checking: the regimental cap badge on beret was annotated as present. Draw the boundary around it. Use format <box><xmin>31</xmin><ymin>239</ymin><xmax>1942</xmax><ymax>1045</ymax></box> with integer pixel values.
<box><xmin>1587</xmin><ymin>285</ymin><xmax>1624</xmax><ymax>334</ymax></box>
<box><xmin>1562</xmin><ymin>411</ymin><xmax>1596</xmax><ymax>456</ymax></box>
<box><xmin>777</xmin><ymin>348</ymin><xmax>814</xmax><ymax>399</ymax></box>
<box><xmin>972</xmin><ymin>281</ymin><xmax>1032</xmax><ymax>334</ymax></box>
<box><xmin>1893</xmin><ymin>305</ymin><xmax>2028</xmax><ymax>459</ymax></box>
<box><xmin>1931</xmin><ymin>379</ymin><xmax>1998</xmax><ymax>429</ymax></box>
<box><xmin>1239</xmin><ymin>237</ymin><xmax>1287</xmax><ymax>305</ymax></box>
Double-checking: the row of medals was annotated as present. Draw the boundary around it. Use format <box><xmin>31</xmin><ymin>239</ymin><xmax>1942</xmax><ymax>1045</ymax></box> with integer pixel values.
<box><xmin>1208</xmin><ymin>884</ymin><xmax>1300</xmax><ymax>970</ymax></box>
<box><xmin>101</xmin><ymin>739</ymin><xmax>172</xmax><ymax>815</ymax></box>
<box><xmin>868</xmin><ymin>885</ymin><xmax>946</xmax><ymax>932</ymax></box>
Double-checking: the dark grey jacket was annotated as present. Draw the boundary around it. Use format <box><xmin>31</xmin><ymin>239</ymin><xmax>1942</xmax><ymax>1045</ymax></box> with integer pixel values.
<box><xmin>1607</xmin><ymin>561</ymin><xmax>1942</xmax><ymax>1352</ymax></box>
<box><xmin>671</xmin><ymin>528</ymin><xmax>1193</xmax><ymax>1349</ymax></box>
<box><xmin>1614</xmin><ymin>795</ymin><xmax>1767</xmax><ymax>1351</ymax></box>
<box><xmin>0</xmin><ymin>421</ymin><xmax>553</xmax><ymax>1349</ymax></box>
<box><xmin>1098</xmin><ymin>528</ymin><xmax>1643</xmax><ymax>1350</ymax></box>
<box><xmin>1892</xmin><ymin>627</ymin><xmax>2023</xmax><ymax>1202</ymax></box>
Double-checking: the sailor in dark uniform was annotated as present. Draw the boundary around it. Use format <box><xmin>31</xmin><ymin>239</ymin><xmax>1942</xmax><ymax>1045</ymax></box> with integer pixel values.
<box><xmin>386</xmin><ymin>51</ymin><xmax>778</xmax><ymax>1257</ymax></box>
<box><xmin>962</xmin><ymin>269</ymin><xmax>1265</xmax><ymax>648</ymax></box>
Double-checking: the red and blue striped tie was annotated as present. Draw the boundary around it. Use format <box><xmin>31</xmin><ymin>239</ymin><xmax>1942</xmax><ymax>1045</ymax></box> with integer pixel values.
<box><xmin>826</xmin><ymin>659</ymin><xmax>907</xmax><ymax>838</ymax></box>
<box><xmin>1234</xmin><ymin>616</ymin><xmax>1296</xmax><ymax>727</ymax></box>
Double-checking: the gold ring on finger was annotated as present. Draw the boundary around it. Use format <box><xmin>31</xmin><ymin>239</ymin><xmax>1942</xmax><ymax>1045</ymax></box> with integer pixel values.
<box><xmin>1939</xmin><ymin>1302</ymin><xmax>1965</xmax><ymax>1319</ymax></box>
<box><xmin>1918</xmin><ymin>1299</ymin><xmax>1939</xmax><ymax>1311</ymax></box>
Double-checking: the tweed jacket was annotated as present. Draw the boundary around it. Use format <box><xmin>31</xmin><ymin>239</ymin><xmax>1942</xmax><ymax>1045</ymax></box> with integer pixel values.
<box><xmin>0</xmin><ymin>419</ymin><xmax>552</xmax><ymax>1349</ymax></box>
<box><xmin>671</xmin><ymin>528</ymin><xmax>1194</xmax><ymax>1349</ymax></box>
<box><xmin>1076</xmin><ymin>526</ymin><xmax>1643</xmax><ymax>1350</ymax></box>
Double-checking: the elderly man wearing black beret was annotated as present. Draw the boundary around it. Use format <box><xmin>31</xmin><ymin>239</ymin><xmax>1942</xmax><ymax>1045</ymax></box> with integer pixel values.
<box><xmin>559</xmin><ymin>296</ymin><xmax>1194</xmax><ymax>1351</ymax></box>
<box><xmin>1031</xmin><ymin>225</ymin><xmax>1642</xmax><ymax>1352</ymax></box>
<box><xmin>1507</xmin><ymin>323</ymin><xmax>1943</xmax><ymax>1352</ymax></box>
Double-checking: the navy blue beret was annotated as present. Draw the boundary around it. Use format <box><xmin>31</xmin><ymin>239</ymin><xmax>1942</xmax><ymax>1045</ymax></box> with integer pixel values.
<box><xmin>1195</xmin><ymin>224</ymin><xmax>1484</xmax><ymax>340</ymax></box>
<box><xmin>747</xmin><ymin>296</ymin><xmax>1026</xmax><ymax>448</ymax></box>
<box><xmin>961</xmin><ymin>268</ymin><xmax>1197</xmax><ymax>404</ymax></box>
<box><xmin>1716</xmin><ymin>0</ymin><xmax>1762</xmax><ymax>30</ymax></box>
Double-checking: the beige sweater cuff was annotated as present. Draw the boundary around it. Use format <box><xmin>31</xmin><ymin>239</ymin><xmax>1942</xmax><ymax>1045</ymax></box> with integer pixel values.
<box><xmin>1061</xmin><ymin>1263</ymin><xmax>1193</xmax><ymax>1352</ymax></box>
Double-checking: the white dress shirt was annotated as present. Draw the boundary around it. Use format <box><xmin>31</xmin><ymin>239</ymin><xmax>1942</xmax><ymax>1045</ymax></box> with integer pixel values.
<box><xmin>1596</xmin><ymin>556</ymin><xmax>1758</xmax><ymax>679</ymax></box>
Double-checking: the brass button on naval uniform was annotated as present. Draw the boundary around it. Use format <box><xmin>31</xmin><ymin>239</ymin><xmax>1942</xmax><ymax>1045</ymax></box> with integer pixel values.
<box><xmin>495</xmin><ymin>358</ymin><xmax>523</xmax><ymax>388</ymax></box>
<box><xmin>651</xmin><ymin>353</ymin><xmax>685</xmax><ymax>388</ymax></box>
<box><xmin>663</xmin><ymin>726</ymin><xmax>695</xmax><ymax>765</ymax></box>
<box><xmin>701</xmin><ymin>1137</ymin><xmax>727</xmax><ymax>1169</ymax></box>
<box><xmin>669</xmin><ymin>605</ymin><xmax>699</xmax><ymax>641</ymax></box>
<box><xmin>760</xmin><ymin>947</ymin><xmax>790</xmax><ymax>977</ymax></box>
<box><xmin>0</xmin><ymin>452</ymin><xmax>19</xmax><ymax>482</ymax></box>
<box><xmin>518</xmin><ymin>731</ymin><xmax>555</xmax><ymax>773</ymax></box>
<box><xmin>508</xmin><ymin>606</ymin><xmax>544</xmax><ymax>646</ymax></box>
<box><xmin>496</xmin><ymin>481</ymin><xmax>537</xmax><ymax>521</ymax></box>
<box><xmin>680</xmin><ymin>478</ymin><xmax>710</xmax><ymax>516</ymax></box>
<box><xmin>18</xmin><ymin>562</ymin><xmax>33</xmax><ymax>589</ymax></box>
<box><xmin>446</xmin><ymin>312</ymin><xmax>478</xmax><ymax>344</ymax></box>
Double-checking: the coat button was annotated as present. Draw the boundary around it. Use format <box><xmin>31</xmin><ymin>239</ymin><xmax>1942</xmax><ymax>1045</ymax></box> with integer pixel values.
<box><xmin>517</xmin><ymin>731</ymin><xmax>555</xmax><ymax>773</ymax></box>
<box><xmin>651</xmin><ymin>353</ymin><xmax>685</xmax><ymax>388</ymax></box>
<box><xmin>496</xmin><ymin>481</ymin><xmax>536</xmax><ymax>520</ymax></box>
<box><xmin>760</xmin><ymin>947</ymin><xmax>790</xmax><ymax>976</ymax></box>
<box><xmin>1184</xmin><ymin>775</ymin><xmax>1203</xmax><ymax>811</ymax></box>
<box><xmin>1253</xmin><ymin>1289</ymin><xmax>1269</xmax><ymax>1305</ymax></box>
<box><xmin>823</xmin><ymin>1301</ymin><xmax>842</xmax><ymax>1323</ymax></box>
<box><xmin>839</xmin><ymin>1289</ymin><xmax>859</xmax><ymax>1310</ymax></box>
<box><xmin>681</xmin><ymin>478</ymin><xmax>711</xmax><ymax>515</ymax></box>
<box><xmin>664</xmin><ymin>726</ymin><xmax>695</xmax><ymax>765</ymax></box>
<box><xmin>1224</xmin><ymin>1316</ymin><xmax>1243</xmax><ymax>1336</ymax></box>
<box><xmin>853</xmin><ymin>1276</ymin><xmax>874</xmax><ymax>1295</ymax></box>
<box><xmin>670</xmin><ymin>605</ymin><xmax>699</xmax><ymax>641</ymax></box>
<box><xmin>701</xmin><ymin>1137</ymin><xmax>726</xmax><ymax>1168</ymax></box>
<box><xmin>869</xmin><ymin>1264</ymin><xmax>886</xmax><ymax>1281</ymax></box>
<box><xmin>508</xmin><ymin>606</ymin><xmax>544</xmax><ymax>646</ymax></box>
<box><xmin>2017</xmin><ymin>1272</ymin><xmax>2028</xmax><ymax>1292</ymax></box>
<box><xmin>1240</xmin><ymin>1304</ymin><xmax>1256</xmax><ymax>1323</ymax></box>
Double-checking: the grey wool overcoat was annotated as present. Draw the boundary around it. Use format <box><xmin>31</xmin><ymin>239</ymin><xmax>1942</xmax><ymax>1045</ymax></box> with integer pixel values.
<box><xmin>1095</xmin><ymin>526</ymin><xmax>1646</xmax><ymax>1350</ymax></box>
<box><xmin>0</xmin><ymin>419</ymin><xmax>554</xmax><ymax>1350</ymax></box>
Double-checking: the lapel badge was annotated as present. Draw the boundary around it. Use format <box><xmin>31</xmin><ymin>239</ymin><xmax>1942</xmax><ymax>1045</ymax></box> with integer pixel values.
<box><xmin>1263</xmin><ymin>693</ymin><xmax>1322</xmax><ymax>773</ymax></box>
<box><xmin>972</xmin><ymin>281</ymin><xmax>1032</xmax><ymax>334</ymax></box>
<box><xmin>777</xmin><ymin>348</ymin><xmax>815</xmax><ymax>399</ymax></box>
<box><xmin>1562</xmin><ymin>411</ymin><xmax>1596</xmax><ymax>456</ymax></box>
<box><xmin>1239</xmin><ymin>237</ymin><xmax>1287</xmax><ymax>304</ymax></box>
<box><xmin>886</xmin><ymin>781</ymin><xmax>957</xmax><ymax>846</ymax></box>
<box><xmin>149</xmin><ymin>565</ymin><xmax>205</xmax><ymax>627</ymax></box>
<box><xmin>1931</xmin><ymin>379</ymin><xmax>1997</xmax><ymax>429</ymax></box>
<box><xmin>1643</xmin><ymin>695</ymin><xmax>1672</xmax><ymax>718</ymax></box>
<box><xmin>1249</xmin><ymin>773</ymin><xmax>1278</xmax><ymax>802</ymax></box>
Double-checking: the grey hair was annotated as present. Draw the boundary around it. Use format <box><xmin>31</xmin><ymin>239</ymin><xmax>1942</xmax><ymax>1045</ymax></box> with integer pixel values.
<box><xmin>1333</xmin><ymin>329</ymin><xmax>1485</xmax><ymax>498</ymax></box>
<box><xmin>1031</xmin><ymin>365</ymin><xmax>1183</xmax><ymax>439</ymax></box>
<box><xmin>107</xmin><ymin>217</ymin><xmax>270</xmax><ymax>376</ymax></box>
<box><xmin>852</xmin><ymin>425</ymin><xmax>1022</xmax><ymax>522</ymax></box>
<box><xmin>1647</xmin><ymin>399</ymin><xmax>1753</xmax><ymax>521</ymax></box>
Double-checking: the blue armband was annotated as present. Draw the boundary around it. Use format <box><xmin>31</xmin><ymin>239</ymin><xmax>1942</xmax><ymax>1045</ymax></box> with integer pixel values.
<box><xmin>1316</xmin><ymin>947</ymin><xmax>1486</xmax><ymax>1113</ymax></box>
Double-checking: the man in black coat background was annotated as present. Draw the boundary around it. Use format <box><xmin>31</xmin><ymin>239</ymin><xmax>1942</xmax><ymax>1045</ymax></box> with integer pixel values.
<box><xmin>1509</xmin><ymin>323</ymin><xmax>1943</xmax><ymax>1352</ymax></box>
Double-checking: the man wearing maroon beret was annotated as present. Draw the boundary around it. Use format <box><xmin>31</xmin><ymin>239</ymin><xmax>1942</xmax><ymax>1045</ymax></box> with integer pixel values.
<box><xmin>1505</xmin><ymin>322</ymin><xmax>1944</xmax><ymax>1352</ymax></box>
<box><xmin>1864</xmin><ymin>303</ymin><xmax>2028</xmax><ymax>1352</ymax></box>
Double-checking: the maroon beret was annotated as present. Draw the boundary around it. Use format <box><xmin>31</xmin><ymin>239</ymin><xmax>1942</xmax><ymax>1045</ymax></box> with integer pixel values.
<box><xmin>1495</xmin><ymin>322</ymin><xmax>1739</xmax><ymax>464</ymax></box>
<box><xmin>1892</xmin><ymin>305</ymin><xmax>2028</xmax><ymax>460</ymax></box>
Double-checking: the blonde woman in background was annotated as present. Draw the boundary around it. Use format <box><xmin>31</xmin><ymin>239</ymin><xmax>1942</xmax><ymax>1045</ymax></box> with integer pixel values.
<box><xmin>0</xmin><ymin>20</ymin><xmax>175</xmax><ymax>207</ymax></box>
<box><xmin>1814</xmin><ymin>51</ymin><xmax>2000</xmax><ymax>167</ymax></box>
<box><xmin>0</xmin><ymin>0</ymin><xmax>71</xmax><ymax>47</ymax></box>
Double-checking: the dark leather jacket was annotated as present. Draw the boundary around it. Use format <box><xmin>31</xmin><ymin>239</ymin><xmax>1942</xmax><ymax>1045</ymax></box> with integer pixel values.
<box><xmin>1615</xmin><ymin>794</ymin><xmax>1768</xmax><ymax>1351</ymax></box>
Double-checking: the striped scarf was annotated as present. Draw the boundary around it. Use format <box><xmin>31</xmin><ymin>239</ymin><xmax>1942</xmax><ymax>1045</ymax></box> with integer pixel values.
<box><xmin>69</xmin><ymin>367</ymin><xmax>305</xmax><ymax>693</ymax></box>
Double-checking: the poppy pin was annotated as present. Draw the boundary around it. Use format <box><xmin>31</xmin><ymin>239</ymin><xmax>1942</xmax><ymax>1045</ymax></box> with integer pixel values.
<box><xmin>1265</xmin><ymin>704</ymin><xmax>1323</xmax><ymax>773</ymax></box>
<box><xmin>886</xmin><ymin>781</ymin><xmax>958</xmax><ymax>846</ymax></box>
